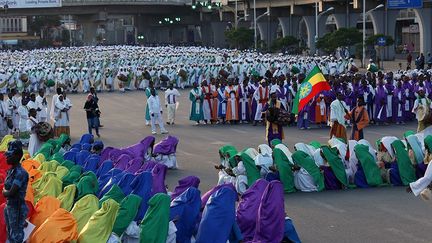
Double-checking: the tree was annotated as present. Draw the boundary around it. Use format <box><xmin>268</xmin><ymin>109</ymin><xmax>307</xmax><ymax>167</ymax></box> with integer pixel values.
<box><xmin>224</xmin><ymin>27</ymin><xmax>254</xmax><ymax>50</ymax></box>
<box><xmin>270</xmin><ymin>36</ymin><xmax>299</xmax><ymax>53</ymax></box>
<box><xmin>316</xmin><ymin>28</ymin><xmax>362</xmax><ymax>54</ymax></box>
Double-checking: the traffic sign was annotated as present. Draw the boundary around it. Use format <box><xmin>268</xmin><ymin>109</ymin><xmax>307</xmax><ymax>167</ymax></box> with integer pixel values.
<box><xmin>377</xmin><ymin>37</ymin><xmax>387</xmax><ymax>47</ymax></box>
<box><xmin>388</xmin><ymin>0</ymin><xmax>422</xmax><ymax>9</ymax></box>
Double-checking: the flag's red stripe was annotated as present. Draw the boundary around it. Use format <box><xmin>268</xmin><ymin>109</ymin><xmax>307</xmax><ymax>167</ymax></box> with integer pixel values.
<box><xmin>298</xmin><ymin>82</ymin><xmax>331</xmax><ymax>112</ymax></box>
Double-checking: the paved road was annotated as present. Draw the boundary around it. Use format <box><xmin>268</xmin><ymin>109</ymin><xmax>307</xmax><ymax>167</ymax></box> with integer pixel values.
<box><xmin>64</xmin><ymin>90</ymin><xmax>431</xmax><ymax>243</ymax></box>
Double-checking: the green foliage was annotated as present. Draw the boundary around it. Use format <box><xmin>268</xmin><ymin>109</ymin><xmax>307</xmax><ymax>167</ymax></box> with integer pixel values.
<box><xmin>316</xmin><ymin>28</ymin><xmax>362</xmax><ymax>54</ymax></box>
<box><xmin>365</xmin><ymin>34</ymin><xmax>395</xmax><ymax>47</ymax></box>
<box><xmin>28</xmin><ymin>16</ymin><xmax>61</xmax><ymax>34</ymax></box>
<box><xmin>270</xmin><ymin>36</ymin><xmax>299</xmax><ymax>52</ymax></box>
<box><xmin>224</xmin><ymin>27</ymin><xmax>254</xmax><ymax>50</ymax></box>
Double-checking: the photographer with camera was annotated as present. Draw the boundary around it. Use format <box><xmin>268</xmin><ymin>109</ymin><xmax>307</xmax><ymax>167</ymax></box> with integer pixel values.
<box><xmin>84</xmin><ymin>93</ymin><xmax>101</xmax><ymax>137</ymax></box>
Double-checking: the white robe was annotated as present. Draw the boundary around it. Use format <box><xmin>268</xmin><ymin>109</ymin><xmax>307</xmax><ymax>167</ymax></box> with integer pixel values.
<box><xmin>36</xmin><ymin>95</ymin><xmax>48</xmax><ymax>122</ymax></box>
<box><xmin>54</xmin><ymin>100</ymin><xmax>69</xmax><ymax>127</ymax></box>
<box><xmin>410</xmin><ymin>162</ymin><xmax>432</xmax><ymax>196</ymax></box>
<box><xmin>294</xmin><ymin>169</ymin><xmax>318</xmax><ymax>192</ymax></box>
<box><xmin>27</xmin><ymin>116</ymin><xmax>41</xmax><ymax>156</ymax></box>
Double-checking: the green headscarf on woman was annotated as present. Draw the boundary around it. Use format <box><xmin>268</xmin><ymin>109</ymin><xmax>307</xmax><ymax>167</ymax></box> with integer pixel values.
<box><xmin>140</xmin><ymin>193</ymin><xmax>171</xmax><ymax>243</ymax></box>
<box><xmin>292</xmin><ymin>150</ymin><xmax>325</xmax><ymax>192</ymax></box>
<box><xmin>273</xmin><ymin>145</ymin><xmax>296</xmax><ymax>193</ymax></box>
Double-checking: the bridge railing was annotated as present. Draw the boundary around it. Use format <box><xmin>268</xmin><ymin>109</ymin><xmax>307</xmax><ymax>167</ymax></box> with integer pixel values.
<box><xmin>62</xmin><ymin>0</ymin><xmax>190</xmax><ymax>6</ymax></box>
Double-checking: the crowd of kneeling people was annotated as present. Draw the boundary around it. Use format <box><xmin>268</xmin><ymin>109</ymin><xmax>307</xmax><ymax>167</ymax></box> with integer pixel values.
<box><xmin>216</xmin><ymin>129</ymin><xmax>432</xmax><ymax>195</ymax></box>
<box><xmin>1</xmin><ymin>133</ymin><xmax>301</xmax><ymax>243</ymax></box>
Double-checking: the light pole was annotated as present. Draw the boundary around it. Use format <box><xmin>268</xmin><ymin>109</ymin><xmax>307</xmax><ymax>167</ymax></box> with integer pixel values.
<box><xmin>315</xmin><ymin>6</ymin><xmax>334</xmax><ymax>55</ymax></box>
<box><xmin>254</xmin><ymin>11</ymin><xmax>269</xmax><ymax>50</ymax></box>
<box><xmin>254</xmin><ymin>0</ymin><xmax>256</xmax><ymax>50</ymax></box>
<box><xmin>362</xmin><ymin>3</ymin><xmax>384</xmax><ymax>67</ymax></box>
<box><xmin>235</xmin><ymin>0</ymin><xmax>238</xmax><ymax>28</ymax></box>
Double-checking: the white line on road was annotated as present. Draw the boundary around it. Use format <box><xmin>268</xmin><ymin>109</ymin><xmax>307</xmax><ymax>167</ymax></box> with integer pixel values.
<box><xmin>229</xmin><ymin>128</ymin><xmax>248</xmax><ymax>134</ymax></box>
<box><xmin>377</xmin><ymin>206</ymin><xmax>432</xmax><ymax>227</ymax></box>
<box><xmin>307</xmin><ymin>199</ymin><xmax>346</xmax><ymax>213</ymax></box>
<box><xmin>385</xmin><ymin>228</ymin><xmax>427</xmax><ymax>242</ymax></box>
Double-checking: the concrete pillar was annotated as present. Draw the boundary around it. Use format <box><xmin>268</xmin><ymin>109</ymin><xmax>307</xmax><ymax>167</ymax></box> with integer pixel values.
<box><xmin>277</xmin><ymin>16</ymin><xmax>301</xmax><ymax>37</ymax></box>
<box><xmin>332</xmin><ymin>13</ymin><xmax>347</xmax><ymax>29</ymax></box>
<box><xmin>257</xmin><ymin>21</ymin><xmax>278</xmax><ymax>47</ymax></box>
<box><xmin>76</xmin><ymin>15</ymin><xmax>99</xmax><ymax>45</ymax></box>
<box><xmin>301</xmin><ymin>16</ymin><xmax>315</xmax><ymax>54</ymax></box>
<box><xmin>210</xmin><ymin>21</ymin><xmax>228</xmax><ymax>47</ymax></box>
<box><xmin>385</xmin><ymin>9</ymin><xmax>399</xmax><ymax>60</ymax></box>
<box><xmin>415</xmin><ymin>8</ymin><xmax>431</xmax><ymax>56</ymax></box>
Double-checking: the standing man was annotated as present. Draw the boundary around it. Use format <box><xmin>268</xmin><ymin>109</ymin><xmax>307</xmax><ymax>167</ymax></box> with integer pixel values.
<box><xmin>330</xmin><ymin>92</ymin><xmax>349</xmax><ymax>142</ymax></box>
<box><xmin>164</xmin><ymin>83</ymin><xmax>180</xmax><ymax>125</ymax></box>
<box><xmin>2</xmin><ymin>141</ymin><xmax>29</xmax><ymax>243</ymax></box>
<box><xmin>345</xmin><ymin>97</ymin><xmax>369</xmax><ymax>141</ymax></box>
<box><xmin>201</xmin><ymin>80</ymin><xmax>213</xmax><ymax>124</ymax></box>
<box><xmin>252</xmin><ymin>80</ymin><xmax>269</xmax><ymax>126</ymax></box>
<box><xmin>144</xmin><ymin>81</ymin><xmax>155</xmax><ymax>126</ymax></box>
<box><xmin>148</xmin><ymin>88</ymin><xmax>168</xmax><ymax>134</ymax></box>
<box><xmin>189</xmin><ymin>82</ymin><xmax>204</xmax><ymax>125</ymax></box>
<box><xmin>89</xmin><ymin>87</ymin><xmax>103</xmax><ymax>127</ymax></box>
<box><xmin>36</xmin><ymin>89</ymin><xmax>48</xmax><ymax>122</ymax></box>
<box><xmin>84</xmin><ymin>94</ymin><xmax>100</xmax><ymax>137</ymax></box>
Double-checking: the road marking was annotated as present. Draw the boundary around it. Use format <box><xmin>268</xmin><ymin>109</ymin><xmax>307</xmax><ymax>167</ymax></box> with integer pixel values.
<box><xmin>229</xmin><ymin>128</ymin><xmax>248</xmax><ymax>134</ymax></box>
<box><xmin>377</xmin><ymin>206</ymin><xmax>432</xmax><ymax>227</ymax></box>
<box><xmin>386</xmin><ymin>228</ymin><xmax>427</xmax><ymax>242</ymax></box>
<box><xmin>210</xmin><ymin>141</ymin><xmax>230</xmax><ymax>145</ymax></box>
<box><xmin>177</xmin><ymin>149</ymin><xmax>194</xmax><ymax>156</ymax></box>
<box><xmin>307</xmin><ymin>199</ymin><xmax>346</xmax><ymax>213</ymax></box>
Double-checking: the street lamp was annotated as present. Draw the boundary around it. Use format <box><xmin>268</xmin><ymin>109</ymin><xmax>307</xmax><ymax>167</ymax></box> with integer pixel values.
<box><xmin>315</xmin><ymin>6</ymin><xmax>334</xmax><ymax>55</ymax></box>
<box><xmin>254</xmin><ymin>11</ymin><xmax>269</xmax><ymax>50</ymax></box>
<box><xmin>362</xmin><ymin>3</ymin><xmax>384</xmax><ymax>67</ymax></box>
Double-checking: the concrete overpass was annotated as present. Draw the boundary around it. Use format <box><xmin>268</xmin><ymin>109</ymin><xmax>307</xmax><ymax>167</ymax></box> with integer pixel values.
<box><xmin>1</xmin><ymin>0</ymin><xmax>431</xmax><ymax>59</ymax></box>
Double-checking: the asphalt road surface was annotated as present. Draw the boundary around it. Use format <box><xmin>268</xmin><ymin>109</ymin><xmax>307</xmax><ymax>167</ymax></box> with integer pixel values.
<box><xmin>64</xmin><ymin>90</ymin><xmax>431</xmax><ymax>243</ymax></box>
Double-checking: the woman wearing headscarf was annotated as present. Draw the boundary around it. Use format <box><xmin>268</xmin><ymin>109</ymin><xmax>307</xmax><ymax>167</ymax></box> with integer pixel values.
<box><xmin>320</xmin><ymin>146</ymin><xmax>349</xmax><ymax>190</ymax></box>
<box><xmin>353</xmin><ymin>143</ymin><xmax>383</xmax><ymax>187</ymax></box>
<box><xmin>140</xmin><ymin>193</ymin><xmax>171</xmax><ymax>243</ymax></box>
<box><xmin>377</xmin><ymin>136</ymin><xmax>398</xmax><ymax>184</ymax></box>
<box><xmin>196</xmin><ymin>186</ymin><xmax>240</xmax><ymax>243</ymax></box>
<box><xmin>406</xmin><ymin>134</ymin><xmax>426</xmax><ymax>178</ymax></box>
<box><xmin>254</xmin><ymin>144</ymin><xmax>273</xmax><ymax>178</ymax></box>
<box><xmin>391</xmin><ymin>139</ymin><xmax>416</xmax><ymax>186</ymax></box>
<box><xmin>291</xmin><ymin>150</ymin><xmax>325</xmax><ymax>192</ymax></box>
<box><xmin>170</xmin><ymin>187</ymin><xmax>201</xmax><ymax>243</ymax></box>
<box><xmin>236</xmin><ymin>179</ymin><xmax>269</xmax><ymax>241</ymax></box>
<box><xmin>253</xmin><ymin>181</ymin><xmax>286</xmax><ymax>243</ymax></box>
<box><xmin>271</xmin><ymin>139</ymin><xmax>296</xmax><ymax>193</ymax></box>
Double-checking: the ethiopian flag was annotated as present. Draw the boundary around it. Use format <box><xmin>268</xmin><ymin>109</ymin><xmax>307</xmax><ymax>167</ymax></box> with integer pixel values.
<box><xmin>292</xmin><ymin>65</ymin><xmax>331</xmax><ymax>114</ymax></box>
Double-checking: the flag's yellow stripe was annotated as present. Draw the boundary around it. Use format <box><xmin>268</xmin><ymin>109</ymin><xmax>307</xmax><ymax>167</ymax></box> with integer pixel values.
<box><xmin>308</xmin><ymin>72</ymin><xmax>327</xmax><ymax>86</ymax></box>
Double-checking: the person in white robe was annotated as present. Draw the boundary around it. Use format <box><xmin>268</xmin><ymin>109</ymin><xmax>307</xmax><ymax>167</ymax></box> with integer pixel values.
<box><xmin>27</xmin><ymin>108</ymin><xmax>41</xmax><ymax>156</ymax></box>
<box><xmin>0</xmin><ymin>94</ymin><xmax>8</xmax><ymax>136</ymax></box>
<box><xmin>54</xmin><ymin>94</ymin><xmax>70</xmax><ymax>137</ymax></box>
<box><xmin>17</xmin><ymin>98</ymin><xmax>30</xmax><ymax>145</ymax></box>
<box><xmin>164</xmin><ymin>84</ymin><xmax>180</xmax><ymax>125</ymax></box>
<box><xmin>36</xmin><ymin>89</ymin><xmax>48</xmax><ymax>122</ymax></box>
<box><xmin>50</xmin><ymin>87</ymin><xmax>63</xmax><ymax>123</ymax></box>
<box><xmin>254</xmin><ymin>144</ymin><xmax>273</xmax><ymax>178</ymax></box>
<box><xmin>148</xmin><ymin>88</ymin><xmax>168</xmax><ymax>135</ymax></box>
<box><xmin>408</xmin><ymin>162</ymin><xmax>432</xmax><ymax>197</ymax></box>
